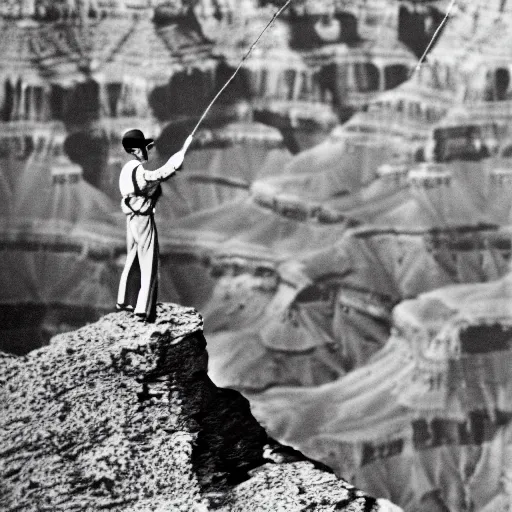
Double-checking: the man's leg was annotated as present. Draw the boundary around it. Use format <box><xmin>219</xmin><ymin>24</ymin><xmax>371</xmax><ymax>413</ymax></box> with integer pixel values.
<box><xmin>133</xmin><ymin>215</ymin><xmax>159</xmax><ymax>320</ymax></box>
<box><xmin>117</xmin><ymin>215</ymin><xmax>140</xmax><ymax>310</ymax></box>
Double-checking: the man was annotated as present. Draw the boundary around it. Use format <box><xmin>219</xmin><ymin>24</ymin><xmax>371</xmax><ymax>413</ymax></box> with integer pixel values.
<box><xmin>116</xmin><ymin>128</ymin><xmax>185</xmax><ymax>322</ymax></box>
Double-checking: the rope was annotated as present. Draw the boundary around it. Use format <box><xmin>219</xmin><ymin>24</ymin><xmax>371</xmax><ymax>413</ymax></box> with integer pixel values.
<box><xmin>188</xmin><ymin>0</ymin><xmax>294</xmax><ymax>141</ymax></box>
<box><xmin>411</xmin><ymin>0</ymin><xmax>458</xmax><ymax>78</ymax></box>
<box><xmin>180</xmin><ymin>0</ymin><xmax>453</xmax><ymax>154</ymax></box>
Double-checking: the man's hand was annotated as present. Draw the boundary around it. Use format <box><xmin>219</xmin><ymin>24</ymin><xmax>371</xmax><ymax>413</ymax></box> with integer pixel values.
<box><xmin>168</xmin><ymin>150</ymin><xmax>185</xmax><ymax>171</ymax></box>
<box><xmin>168</xmin><ymin>136</ymin><xmax>193</xmax><ymax>171</ymax></box>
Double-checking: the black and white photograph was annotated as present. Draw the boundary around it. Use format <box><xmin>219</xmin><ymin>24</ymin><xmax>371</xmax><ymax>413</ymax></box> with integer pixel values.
<box><xmin>1</xmin><ymin>0</ymin><xmax>512</xmax><ymax>510</ymax></box>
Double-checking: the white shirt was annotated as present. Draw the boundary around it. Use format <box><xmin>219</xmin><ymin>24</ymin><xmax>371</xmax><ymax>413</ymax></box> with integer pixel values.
<box><xmin>119</xmin><ymin>158</ymin><xmax>177</xmax><ymax>215</ymax></box>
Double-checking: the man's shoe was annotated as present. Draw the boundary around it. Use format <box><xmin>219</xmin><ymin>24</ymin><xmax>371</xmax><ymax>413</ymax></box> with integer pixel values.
<box><xmin>116</xmin><ymin>303</ymin><xmax>134</xmax><ymax>312</ymax></box>
<box><xmin>134</xmin><ymin>312</ymin><xmax>147</xmax><ymax>322</ymax></box>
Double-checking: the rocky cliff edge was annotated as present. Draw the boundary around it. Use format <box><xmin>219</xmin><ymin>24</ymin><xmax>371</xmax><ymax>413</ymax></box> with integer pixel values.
<box><xmin>0</xmin><ymin>303</ymin><xmax>402</xmax><ymax>512</ymax></box>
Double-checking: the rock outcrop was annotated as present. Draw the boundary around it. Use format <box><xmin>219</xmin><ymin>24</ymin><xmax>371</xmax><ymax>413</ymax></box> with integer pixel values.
<box><xmin>0</xmin><ymin>303</ymin><xmax>401</xmax><ymax>511</ymax></box>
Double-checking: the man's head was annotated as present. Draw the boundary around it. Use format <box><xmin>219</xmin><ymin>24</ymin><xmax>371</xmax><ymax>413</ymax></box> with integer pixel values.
<box><xmin>122</xmin><ymin>129</ymin><xmax>155</xmax><ymax>162</ymax></box>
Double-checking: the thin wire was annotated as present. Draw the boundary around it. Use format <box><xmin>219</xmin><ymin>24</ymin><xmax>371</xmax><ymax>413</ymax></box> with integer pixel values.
<box><xmin>189</xmin><ymin>0</ymin><xmax>294</xmax><ymax>139</ymax></box>
<box><xmin>411</xmin><ymin>0</ymin><xmax>457</xmax><ymax>78</ymax></box>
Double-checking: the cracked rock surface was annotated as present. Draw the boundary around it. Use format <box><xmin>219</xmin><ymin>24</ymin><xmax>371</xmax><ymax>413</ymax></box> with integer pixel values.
<box><xmin>0</xmin><ymin>303</ymin><xmax>401</xmax><ymax>511</ymax></box>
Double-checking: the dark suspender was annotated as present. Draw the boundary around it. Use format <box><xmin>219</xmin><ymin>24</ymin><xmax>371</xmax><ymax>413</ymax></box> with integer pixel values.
<box><xmin>125</xmin><ymin>164</ymin><xmax>162</xmax><ymax>216</ymax></box>
<box><xmin>131</xmin><ymin>164</ymin><xmax>143</xmax><ymax>196</ymax></box>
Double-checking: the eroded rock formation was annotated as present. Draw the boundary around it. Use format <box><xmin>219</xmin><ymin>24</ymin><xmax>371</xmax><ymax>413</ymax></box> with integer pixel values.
<box><xmin>0</xmin><ymin>303</ymin><xmax>401</xmax><ymax>511</ymax></box>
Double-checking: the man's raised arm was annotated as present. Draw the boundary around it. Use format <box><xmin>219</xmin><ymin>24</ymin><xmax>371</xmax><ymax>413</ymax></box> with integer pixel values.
<box><xmin>143</xmin><ymin>151</ymin><xmax>185</xmax><ymax>182</ymax></box>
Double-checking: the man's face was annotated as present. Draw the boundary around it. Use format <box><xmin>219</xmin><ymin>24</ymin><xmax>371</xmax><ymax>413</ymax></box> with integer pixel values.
<box><xmin>131</xmin><ymin>146</ymin><xmax>151</xmax><ymax>163</ymax></box>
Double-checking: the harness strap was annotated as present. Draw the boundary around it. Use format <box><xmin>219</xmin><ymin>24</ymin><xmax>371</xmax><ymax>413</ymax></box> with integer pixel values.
<box><xmin>132</xmin><ymin>163</ymin><xmax>143</xmax><ymax>196</ymax></box>
<box><xmin>124</xmin><ymin>163</ymin><xmax>162</xmax><ymax>216</ymax></box>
